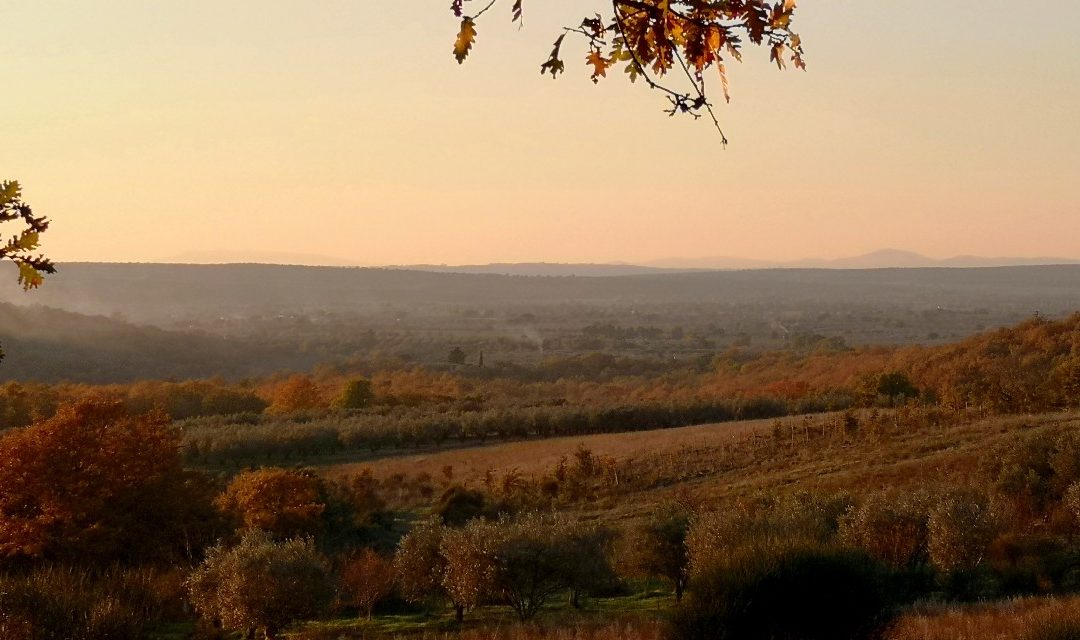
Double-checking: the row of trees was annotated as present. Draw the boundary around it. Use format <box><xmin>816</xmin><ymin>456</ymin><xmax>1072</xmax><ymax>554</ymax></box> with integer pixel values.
<box><xmin>179</xmin><ymin>396</ymin><xmax>841</xmax><ymax>466</ymax></box>
<box><xmin>394</xmin><ymin>514</ymin><xmax>615</xmax><ymax>622</ymax></box>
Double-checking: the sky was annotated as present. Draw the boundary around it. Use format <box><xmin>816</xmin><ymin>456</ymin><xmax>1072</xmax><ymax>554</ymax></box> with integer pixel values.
<box><xmin>4</xmin><ymin>1</ymin><xmax>1079</xmax><ymax>266</ymax></box>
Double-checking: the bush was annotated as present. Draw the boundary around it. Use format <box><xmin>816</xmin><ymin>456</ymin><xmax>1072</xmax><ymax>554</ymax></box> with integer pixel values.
<box><xmin>927</xmin><ymin>488</ymin><xmax>1000</xmax><ymax>574</ymax></box>
<box><xmin>436</xmin><ymin>486</ymin><xmax>492</xmax><ymax>527</ymax></box>
<box><xmin>838</xmin><ymin>491</ymin><xmax>930</xmax><ymax>568</ymax></box>
<box><xmin>672</xmin><ymin>548</ymin><xmax>897</xmax><ymax>640</ymax></box>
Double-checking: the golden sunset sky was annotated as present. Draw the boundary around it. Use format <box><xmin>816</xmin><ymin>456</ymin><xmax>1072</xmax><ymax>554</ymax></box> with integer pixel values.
<box><xmin>5</xmin><ymin>1</ymin><xmax>1079</xmax><ymax>265</ymax></box>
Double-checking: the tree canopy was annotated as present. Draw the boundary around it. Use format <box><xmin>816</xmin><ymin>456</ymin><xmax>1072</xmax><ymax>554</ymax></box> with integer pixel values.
<box><xmin>451</xmin><ymin>0</ymin><xmax>805</xmax><ymax>141</ymax></box>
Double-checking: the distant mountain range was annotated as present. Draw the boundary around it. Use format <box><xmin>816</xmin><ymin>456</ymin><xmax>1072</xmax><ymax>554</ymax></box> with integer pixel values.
<box><xmin>5</xmin><ymin>262</ymin><xmax>1080</xmax><ymax>326</ymax></box>
<box><xmin>397</xmin><ymin>250</ymin><xmax>1080</xmax><ymax>276</ymax></box>
<box><xmin>644</xmin><ymin>249</ymin><xmax>1080</xmax><ymax>271</ymax></box>
<box><xmin>146</xmin><ymin>249</ymin><xmax>1080</xmax><ymax>277</ymax></box>
<box><xmin>390</xmin><ymin>263</ymin><xmax>683</xmax><ymax>277</ymax></box>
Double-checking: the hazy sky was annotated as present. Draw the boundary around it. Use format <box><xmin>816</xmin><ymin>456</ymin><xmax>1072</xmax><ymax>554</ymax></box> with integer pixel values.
<box><xmin>5</xmin><ymin>1</ymin><xmax>1079</xmax><ymax>265</ymax></box>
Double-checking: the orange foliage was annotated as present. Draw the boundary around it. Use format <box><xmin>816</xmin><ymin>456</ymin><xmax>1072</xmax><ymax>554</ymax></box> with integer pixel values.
<box><xmin>216</xmin><ymin>468</ymin><xmax>326</xmax><ymax>538</ymax></box>
<box><xmin>340</xmin><ymin>548</ymin><xmax>396</xmax><ymax>618</ymax></box>
<box><xmin>265</xmin><ymin>374</ymin><xmax>325</xmax><ymax>415</ymax></box>
<box><xmin>0</xmin><ymin>400</ymin><xmax>214</xmax><ymax>564</ymax></box>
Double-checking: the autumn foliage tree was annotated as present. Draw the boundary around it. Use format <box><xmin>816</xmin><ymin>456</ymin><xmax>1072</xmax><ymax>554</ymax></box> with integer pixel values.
<box><xmin>450</xmin><ymin>0</ymin><xmax>805</xmax><ymax>140</ymax></box>
<box><xmin>216</xmin><ymin>468</ymin><xmax>326</xmax><ymax>539</ymax></box>
<box><xmin>266</xmin><ymin>374</ymin><xmax>323</xmax><ymax>415</ymax></box>
<box><xmin>0</xmin><ymin>400</ymin><xmax>216</xmax><ymax>565</ymax></box>
<box><xmin>340</xmin><ymin>548</ymin><xmax>396</xmax><ymax>618</ymax></box>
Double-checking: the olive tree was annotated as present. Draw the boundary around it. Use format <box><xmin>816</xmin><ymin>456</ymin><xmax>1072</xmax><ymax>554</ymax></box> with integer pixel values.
<box><xmin>187</xmin><ymin>532</ymin><xmax>333</xmax><ymax>639</ymax></box>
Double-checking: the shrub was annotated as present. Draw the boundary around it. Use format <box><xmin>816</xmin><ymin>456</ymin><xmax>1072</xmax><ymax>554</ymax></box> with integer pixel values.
<box><xmin>672</xmin><ymin>548</ymin><xmax>897</xmax><ymax>640</ymax></box>
<box><xmin>927</xmin><ymin>488</ymin><xmax>1001</xmax><ymax>574</ymax></box>
<box><xmin>686</xmin><ymin>492</ymin><xmax>852</xmax><ymax>577</ymax></box>
<box><xmin>839</xmin><ymin>491</ymin><xmax>931</xmax><ymax>568</ymax></box>
<box><xmin>436</xmin><ymin>486</ymin><xmax>492</xmax><ymax>527</ymax></box>
<box><xmin>187</xmin><ymin>532</ymin><xmax>334</xmax><ymax>639</ymax></box>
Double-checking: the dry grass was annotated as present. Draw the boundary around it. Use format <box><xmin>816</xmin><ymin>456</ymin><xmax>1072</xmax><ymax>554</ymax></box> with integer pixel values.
<box><xmin>323</xmin><ymin>415</ymin><xmax>790</xmax><ymax>484</ymax></box>
<box><xmin>400</xmin><ymin>621</ymin><xmax>665</xmax><ymax>640</ymax></box>
<box><xmin>322</xmin><ymin>408</ymin><xmax>1080</xmax><ymax>524</ymax></box>
<box><xmin>887</xmin><ymin>595</ymin><xmax>1080</xmax><ymax>640</ymax></box>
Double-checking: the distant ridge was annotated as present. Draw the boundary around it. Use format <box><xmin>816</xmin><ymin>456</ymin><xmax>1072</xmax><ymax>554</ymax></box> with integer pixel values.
<box><xmin>389</xmin><ymin>263</ymin><xmax>698</xmax><ymax>277</ymax></box>
<box><xmin>646</xmin><ymin>249</ymin><xmax>1080</xmax><ymax>271</ymax></box>
<box><xmin>147</xmin><ymin>249</ymin><xmax>1080</xmax><ymax>274</ymax></box>
<box><xmin>5</xmin><ymin>262</ymin><xmax>1080</xmax><ymax>326</ymax></box>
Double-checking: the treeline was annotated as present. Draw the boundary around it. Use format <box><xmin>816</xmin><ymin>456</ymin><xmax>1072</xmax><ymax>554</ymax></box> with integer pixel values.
<box><xmin>4</xmin><ymin>314</ymin><xmax>1080</xmax><ymax>466</ymax></box>
<box><xmin>178</xmin><ymin>395</ymin><xmax>849</xmax><ymax>466</ymax></box>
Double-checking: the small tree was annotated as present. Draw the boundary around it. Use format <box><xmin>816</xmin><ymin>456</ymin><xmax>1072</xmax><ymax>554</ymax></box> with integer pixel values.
<box><xmin>340</xmin><ymin>549</ymin><xmax>395</xmax><ymax>619</ymax></box>
<box><xmin>440</xmin><ymin>520</ymin><xmax>500</xmax><ymax>622</ymax></box>
<box><xmin>267</xmin><ymin>374</ymin><xmax>323</xmax><ymax>415</ymax></box>
<box><xmin>563</xmin><ymin>519</ymin><xmax>618</xmax><ymax>608</ymax></box>
<box><xmin>626</xmin><ymin>506</ymin><xmax>692</xmax><ymax>601</ymax></box>
<box><xmin>394</xmin><ymin>518</ymin><xmax>448</xmax><ymax>610</ymax></box>
<box><xmin>448</xmin><ymin>347</ymin><xmax>467</xmax><ymax>365</ymax></box>
<box><xmin>335</xmin><ymin>378</ymin><xmax>375</xmax><ymax>410</ymax></box>
<box><xmin>927</xmin><ymin>489</ymin><xmax>1000</xmax><ymax>574</ymax></box>
<box><xmin>187</xmin><ymin>532</ymin><xmax>333</xmax><ymax>639</ymax></box>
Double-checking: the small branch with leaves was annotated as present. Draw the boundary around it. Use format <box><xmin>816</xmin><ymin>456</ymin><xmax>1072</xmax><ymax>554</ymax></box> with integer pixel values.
<box><xmin>0</xmin><ymin>181</ymin><xmax>54</xmax><ymax>291</ymax></box>
<box><xmin>449</xmin><ymin>0</ymin><xmax>806</xmax><ymax>140</ymax></box>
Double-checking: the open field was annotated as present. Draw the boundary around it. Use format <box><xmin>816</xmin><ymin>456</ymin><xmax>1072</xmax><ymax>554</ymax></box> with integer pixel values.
<box><xmin>324</xmin><ymin>415</ymin><xmax>789</xmax><ymax>483</ymax></box>
<box><xmin>324</xmin><ymin>410</ymin><xmax>1080</xmax><ymax>517</ymax></box>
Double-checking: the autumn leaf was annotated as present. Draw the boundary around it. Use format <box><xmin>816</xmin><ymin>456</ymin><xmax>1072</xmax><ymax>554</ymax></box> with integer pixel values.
<box><xmin>586</xmin><ymin>49</ymin><xmax>610</xmax><ymax>83</ymax></box>
<box><xmin>718</xmin><ymin>61</ymin><xmax>731</xmax><ymax>103</ymax></box>
<box><xmin>771</xmin><ymin>42</ymin><xmax>786</xmax><ymax>69</ymax></box>
<box><xmin>454</xmin><ymin>17</ymin><xmax>477</xmax><ymax>64</ymax></box>
<box><xmin>540</xmin><ymin>34</ymin><xmax>566</xmax><ymax>78</ymax></box>
<box><xmin>744</xmin><ymin>3</ymin><xmax>768</xmax><ymax>44</ymax></box>
<box><xmin>17</xmin><ymin>263</ymin><xmax>42</xmax><ymax>290</ymax></box>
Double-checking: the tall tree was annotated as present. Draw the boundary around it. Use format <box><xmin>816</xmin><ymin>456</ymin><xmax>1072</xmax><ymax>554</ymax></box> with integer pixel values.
<box><xmin>0</xmin><ymin>400</ymin><xmax>217</xmax><ymax>565</ymax></box>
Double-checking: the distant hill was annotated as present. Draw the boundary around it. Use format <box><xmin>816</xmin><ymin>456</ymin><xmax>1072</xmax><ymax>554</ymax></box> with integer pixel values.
<box><xmin>647</xmin><ymin>249</ymin><xmax>1080</xmax><ymax>270</ymax></box>
<box><xmin>0</xmin><ymin>303</ymin><xmax>321</xmax><ymax>383</ymax></box>
<box><xmin>1</xmin><ymin>262</ymin><xmax>1079</xmax><ymax>325</ymax></box>
<box><xmin>391</xmin><ymin>263</ymin><xmax>690</xmax><ymax>277</ymax></box>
